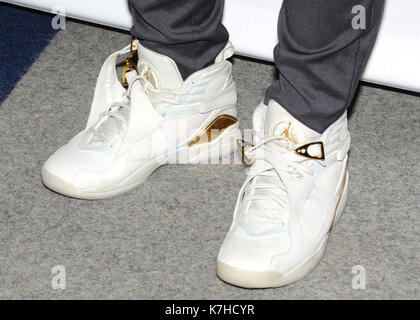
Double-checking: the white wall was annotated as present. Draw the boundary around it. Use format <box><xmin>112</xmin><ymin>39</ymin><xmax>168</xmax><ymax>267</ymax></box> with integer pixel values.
<box><xmin>3</xmin><ymin>0</ymin><xmax>420</xmax><ymax>92</ymax></box>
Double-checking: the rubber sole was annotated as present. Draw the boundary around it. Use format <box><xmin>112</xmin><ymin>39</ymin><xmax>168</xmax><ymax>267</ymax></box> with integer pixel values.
<box><xmin>216</xmin><ymin>172</ymin><xmax>349</xmax><ymax>289</ymax></box>
<box><xmin>41</xmin><ymin>160</ymin><xmax>161</xmax><ymax>200</ymax></box>
<box><xmin>41</xmin><ymin>124</ymin><xmax>241</xmax><ymax>200</ymax></box>
<box><xmin>217</xmin><ymin>236</ymin><xmax>329</xmax><ymax>289</ymax></box>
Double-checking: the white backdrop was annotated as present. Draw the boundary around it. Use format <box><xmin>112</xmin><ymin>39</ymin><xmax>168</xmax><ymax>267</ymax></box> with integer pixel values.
<box><xmin>3</xmin><ymin>0</ymin><xmax>420</xmax><ymax>92</ymax></box>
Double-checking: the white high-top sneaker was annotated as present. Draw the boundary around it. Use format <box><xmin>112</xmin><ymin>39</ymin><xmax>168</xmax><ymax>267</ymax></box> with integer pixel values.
<box><xmin>41</xmin><ymin>39</ymin><xmax>240</xmax><ymax>199</ymax></box>
<box><xmin>217</xmin><ymin>100</ymin><xmax>350</xmax><ymax>288</ymax></box>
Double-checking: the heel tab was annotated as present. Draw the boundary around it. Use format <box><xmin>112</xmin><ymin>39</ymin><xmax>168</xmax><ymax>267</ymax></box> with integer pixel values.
<box><xmin>215</xmin><ymin>41</ymin><xmax>235</xmax><ymax>63</ymax></box>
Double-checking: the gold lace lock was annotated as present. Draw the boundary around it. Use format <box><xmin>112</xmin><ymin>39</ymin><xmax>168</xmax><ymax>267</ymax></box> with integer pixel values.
<box><xmin>295</xmin><ymin>141</ymin><xmax>325</xmax><ymax>161</ymax></box>
<box><xmin>122</xmin><ymin>37</ymin><xmax>139</xmax><ymax>87</ymax></box>
<box><xmin>237</xmin><ymin>139</ymin><xmax>255</xmax><ymax>167</ymax></box>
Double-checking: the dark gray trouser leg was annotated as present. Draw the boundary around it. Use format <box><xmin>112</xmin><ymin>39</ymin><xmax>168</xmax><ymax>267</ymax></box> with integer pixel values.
<box><xmin>265</xmin><ymin>0</ymin><xmax>385</xmax><ymax>133</ymax></box>
<box><xmin>128</xmin><ymin>0</ymin><xmax>229</xmax><ymax>80</ymax></box>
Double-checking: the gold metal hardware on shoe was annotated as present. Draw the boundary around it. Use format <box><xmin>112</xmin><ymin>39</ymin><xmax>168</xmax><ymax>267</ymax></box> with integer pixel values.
<box><xmin>281</xmin><ymin>122</ymin><xmax>298</xmax><ymax>144</ymax></box>
<box><xmin>328</xmin><ymin>171</ymin><xmax>347</xmax><ymax>233</ymax></box>
<box><xmin>122</xmin><ymin>37</ymin><xmax>139</xmax><ymax>87</ymax></box>
<box><xmin>237</xmin><ymin>139</ymin><xmax>255</xmax><ymax>167</ymax></box>
<box><xmin>188</xmin><ymin>114</ymin><xmax>238</xmax><ymax>147</ymax></box>
<box><xmin>295</xmin><ymin>141</ymin><xmax>326</xmax><ymax>161</ymax></box>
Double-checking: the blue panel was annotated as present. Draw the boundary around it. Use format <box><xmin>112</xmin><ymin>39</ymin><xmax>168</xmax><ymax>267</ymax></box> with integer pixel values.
<box><xmin>0</xmin><ymin>3</ymin><xmax>59</xmax><ymax>104</ymax></box>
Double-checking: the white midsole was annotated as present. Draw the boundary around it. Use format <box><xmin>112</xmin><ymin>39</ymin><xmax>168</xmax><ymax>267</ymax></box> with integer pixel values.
<box><xmin>42</xmin><ymin>124</ymin><xmax>242</xmax><ymax>199</ymax></box>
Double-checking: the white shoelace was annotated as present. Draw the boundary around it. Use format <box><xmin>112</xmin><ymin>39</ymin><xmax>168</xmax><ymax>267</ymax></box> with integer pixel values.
<box><xmin>241</xmin><ymin>136</ymin><xmax>323</xmax><ymax>232</ymax></box>
<box><xmin>89</xmin><ymin>99</ymin><xmax>131</xmax><ymax>146</ymax></box>
<box><xmin>89</xmin><ymin>66</ymin><xmax>187</xmax><ymax>147</ymax></box>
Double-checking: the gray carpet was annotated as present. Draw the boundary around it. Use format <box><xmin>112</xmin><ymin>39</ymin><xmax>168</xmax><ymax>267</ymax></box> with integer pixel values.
<box><xmin>0</xmin><ymin>20</ymin><xmax>419</xmax><ymax>299</ymax></box>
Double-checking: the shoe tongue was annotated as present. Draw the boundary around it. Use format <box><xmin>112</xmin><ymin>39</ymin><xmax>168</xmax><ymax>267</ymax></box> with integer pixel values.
<box><xmin>242</xmin><ymin>101</ymin><xmax>323</xmax><ymax>234</ymax></box>
<box><xmin>264</xmin><ymin>100</ymin><xmax>320</xmax><ymax>144</ymax></box>
<box><xmin>137</xmin><ymin>42</ymin><xmax>184</xmax><ymax>90</ymax></box>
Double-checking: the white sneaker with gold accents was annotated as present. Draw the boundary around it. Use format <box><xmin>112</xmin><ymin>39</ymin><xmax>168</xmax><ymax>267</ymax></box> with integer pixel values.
<box><xmin>42</xmin><ymin>39</ymin><xmax>240</xmax><ymax>199</ymax></box>
<box><xmin>217</xmin><ymin>100</ymin><xmax>350</xmax><ymax>288</ymax></box>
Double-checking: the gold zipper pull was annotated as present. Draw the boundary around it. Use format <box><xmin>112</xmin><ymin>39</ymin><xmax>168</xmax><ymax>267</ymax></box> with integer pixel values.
<box><xmin>122</xmin><ymin>37</ymin><xmax>139</xmax><ymax>87</ymax></box>
<box><xmin>237</xmin><ymin>139</ymin><xmax>256</xmax><ymax>167</ymax></box>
